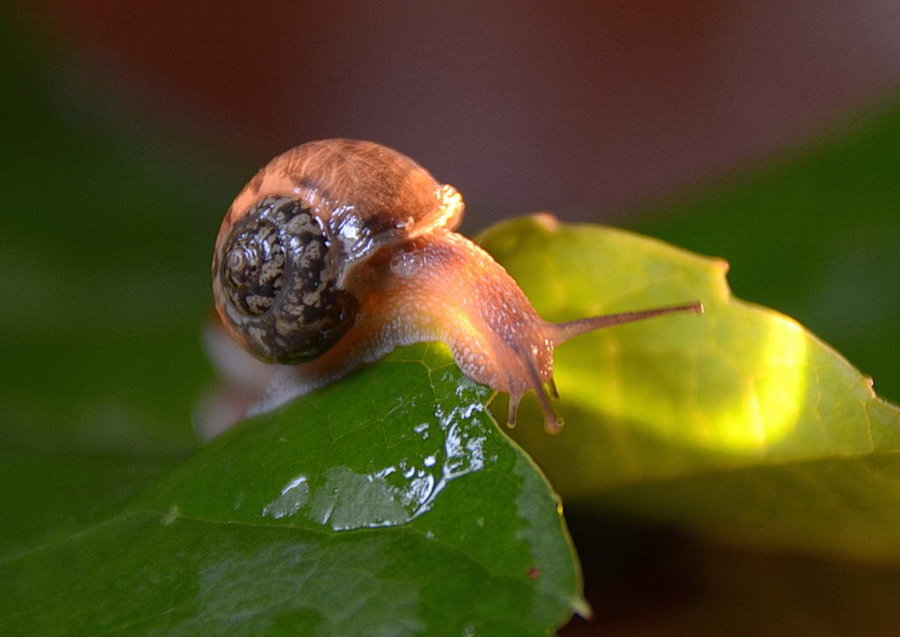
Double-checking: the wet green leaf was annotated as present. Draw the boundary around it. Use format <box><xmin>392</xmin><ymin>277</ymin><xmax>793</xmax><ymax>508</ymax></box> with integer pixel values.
<box><xmin>1</xmin><ymin>345</ymin><xmax>585</xmax><ymax>635</ymax></box>
<box><xmin>478</xmin><ymin>216</ymin><xmax>900</xmax><ymax>561</ymax></box>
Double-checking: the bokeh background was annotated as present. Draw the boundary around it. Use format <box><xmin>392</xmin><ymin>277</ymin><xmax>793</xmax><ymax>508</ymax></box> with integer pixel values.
<box><xmin>2</xmin><ymin>1</ymin><xmax>898</xmax><ymax>633</ymax></box>
<box><xmin>25</xmin><ymin>1</ymin><xmax>900</xmax><ymax>219</ymax></box>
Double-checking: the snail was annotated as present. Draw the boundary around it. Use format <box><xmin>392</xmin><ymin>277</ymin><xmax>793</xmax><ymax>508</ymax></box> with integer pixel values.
<box><xmin>212</xmin><ymin>139</ymin><xmax>702</xmax><ymax>432</ymax></box>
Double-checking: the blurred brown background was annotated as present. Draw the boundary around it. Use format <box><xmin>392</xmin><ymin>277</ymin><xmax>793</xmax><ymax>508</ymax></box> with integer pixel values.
<box><xmin>26</xmin><ymin>0</ymin><xmax>900</xmax><ymax>223</ymax></box>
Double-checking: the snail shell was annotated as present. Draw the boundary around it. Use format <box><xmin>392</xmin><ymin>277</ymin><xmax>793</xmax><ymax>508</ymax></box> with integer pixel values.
<box><xmin>213</xmin><ymin>139</ymin><xmax>701</xmax><ymax>431</ymax></box>
<box><xmin>213</xmin><ymin>139</ymin><xmax>462</xmax><ymax>364</ymax></box>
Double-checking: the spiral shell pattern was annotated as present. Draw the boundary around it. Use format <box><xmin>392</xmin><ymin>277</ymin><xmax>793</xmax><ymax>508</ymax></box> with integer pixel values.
<box><xmin>215</xmin><ymin>195</ymin><xmax>356</xmax><ymax>363</ymax></box>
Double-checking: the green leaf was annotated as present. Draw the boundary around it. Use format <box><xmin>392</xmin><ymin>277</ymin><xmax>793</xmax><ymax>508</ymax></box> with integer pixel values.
<box><xmin>479</xmin><ymin>216</ymin><xmax>900</xmax><ymax>561</ymax></box>
<box><xmin>0</xmin><ymin>445</ymin><xmax>173</xmax><ymax>553</ymax></box>
<box><xmin>1</xmin><ymin>345</ymin><xmax>585</xmax><ymax>635</ymax></box>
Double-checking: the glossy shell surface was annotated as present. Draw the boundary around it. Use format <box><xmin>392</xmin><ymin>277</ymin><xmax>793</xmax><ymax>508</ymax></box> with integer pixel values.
<box><xmin>216</xmin><ymin>139</ymin><xmax>463</xmax><ymax>285</ymax></box>
<box><xmin>213</xmin><ymin>139</ymin><xmax>464</xmax><ymax>363</ymax></box>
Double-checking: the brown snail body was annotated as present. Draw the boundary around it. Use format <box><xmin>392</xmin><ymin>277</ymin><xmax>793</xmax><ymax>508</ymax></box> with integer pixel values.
<box><xmin>213</xmin><ymin>139</ymin><xmax>701</xmax><ymax>432</ymax></box>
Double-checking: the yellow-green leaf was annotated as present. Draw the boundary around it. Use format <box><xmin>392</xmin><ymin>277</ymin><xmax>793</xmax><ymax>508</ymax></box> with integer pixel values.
<box><xmin>479</xmin><ymin>216</ymin><xmax>900</xmax><ymax>560</ymax></box>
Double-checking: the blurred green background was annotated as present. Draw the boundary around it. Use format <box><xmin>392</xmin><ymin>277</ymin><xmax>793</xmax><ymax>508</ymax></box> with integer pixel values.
<box><xmin>1</xmin><ymin>2</ymin><xmax>898</xmax><ymax>633</ymax></box>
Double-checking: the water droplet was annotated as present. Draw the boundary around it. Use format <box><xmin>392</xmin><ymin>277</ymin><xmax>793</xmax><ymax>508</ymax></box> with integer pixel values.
<box><xmin>262</xmin><ymin>475</ymin><xmax>309</xmax><ymax>519</ymax></box>
<box><xmin>257</xmin><ymin>393</ymin><xmax>491</xmax><ymax>531</ymax></box>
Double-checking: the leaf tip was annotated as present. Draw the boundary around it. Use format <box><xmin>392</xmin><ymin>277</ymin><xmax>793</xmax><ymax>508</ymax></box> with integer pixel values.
<box><xmin>573</xmin><ymin>596</ymin><xmax>593</xmax><ymax>620</ymax></box>
<box><xmin>714</xmin><ymin>257</ymin><xmax>730</xmax><ymax>273</ymax></box>
<box><xmin>530</xmin><ymin>212</ymin><xmax>560</xmax><ymax>232</ymax></box>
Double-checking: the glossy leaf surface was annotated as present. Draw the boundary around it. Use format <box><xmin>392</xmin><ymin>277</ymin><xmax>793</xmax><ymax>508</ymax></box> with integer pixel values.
<box><xmin>1</xmin><ymin>345</ymin><xmax>584</xmax><ymax>635</ymax></box>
